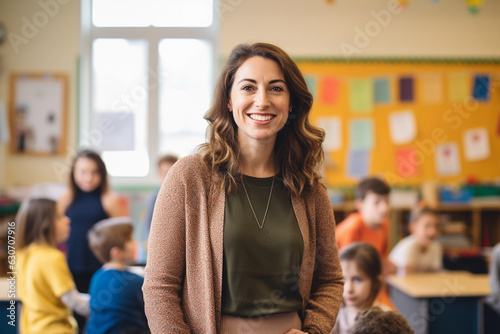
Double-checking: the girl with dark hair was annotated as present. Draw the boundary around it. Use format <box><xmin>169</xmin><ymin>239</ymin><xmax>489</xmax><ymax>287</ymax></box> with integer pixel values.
<box><xmin>58</xmin><ymin>149</ymin><xmax>123</xmax><ymax>331</ymax></box>
<box><xmin>331</xmin><ymin>242</ymin><xmax>386</xmax><ymax>334</ymax></box>
<box><xmin>17</xmin><ymin>198</ymin><xmax>90</xmax><ymax>334</ymax></box>
<box><xmin>143</xmin><ymin>43</ymin><xmax>343</xmax><ymax>334</ymax></box>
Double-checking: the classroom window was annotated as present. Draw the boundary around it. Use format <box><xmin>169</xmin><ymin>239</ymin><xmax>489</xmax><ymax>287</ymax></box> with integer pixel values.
<box><xmin>92</xmin><ymin>39</ymin><xmax>149</xmax><ymax>176</ymax></box>
<box><xmin>158</xmin><ymin>39</ymin><xmax>212</xmax><ymax>157</ymax></box>
<box><xmin>80</xmin><ymin>0</ymin><xmax>218</xmax><ymax>182</ymax></box>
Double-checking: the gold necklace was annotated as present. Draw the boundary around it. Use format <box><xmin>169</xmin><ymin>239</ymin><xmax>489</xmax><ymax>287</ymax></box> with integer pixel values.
<box><xmin>241</xmin><ymin>176</ymin><xmax>274</xmax><ymax>229</ymax></box>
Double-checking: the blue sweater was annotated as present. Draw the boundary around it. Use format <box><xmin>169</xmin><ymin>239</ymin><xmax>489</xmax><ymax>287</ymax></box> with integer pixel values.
<box><xmin>86</xmin><ymin>268</ymin><xmax>149</xmax><ymax>334</ymax></box>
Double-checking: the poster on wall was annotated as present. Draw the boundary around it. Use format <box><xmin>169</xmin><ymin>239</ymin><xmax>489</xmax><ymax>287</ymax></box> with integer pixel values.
<box><xmin>435</xmin><ymin>142</ymin><xmax>461</xmax><ymax>176</ymax></box>
<box><xmin>9</xmin><ymin>73</ymin><xmax>68</xmax><ymax>155</ymax></box>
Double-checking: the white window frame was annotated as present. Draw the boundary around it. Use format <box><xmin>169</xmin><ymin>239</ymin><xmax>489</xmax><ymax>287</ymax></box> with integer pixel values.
<box><xmin>79</xmin><ymin>0</ymin><xmax>219</xmax><ymax>186</ymax></box>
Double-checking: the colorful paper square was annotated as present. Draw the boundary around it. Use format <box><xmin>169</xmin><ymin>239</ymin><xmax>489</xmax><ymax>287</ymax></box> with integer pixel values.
<box><xmin>350</xmin><ymin>79</ymin><xmax>373</xmax><ymax>112</ymax></box>
<box><xmin>399</xmin><ymin>77</ymin><xmax>414</xmax><ymax>102</ymax></box>
<box><xmin>374</xmin><ymin>78</ymin><xmax>391</xmax><ymax>104</ymax></box>
<box><xmin>472</xmin><ymin>74</ymin><xmax>490</xmax><ymax>101</ymax></box>
<box><xmin>349</xmin><ymin>119</ymin><xmax>374</xmax><ymax>150</ymax></box>
<box><xmin>347</xmin><ymin>150</ymin><xmax>371</xmax><ymax>178</ymax></box>
<box><xmin>420</xmin><ymin>73</ymin><xmax>443</xmax><ymax>104</ymax></box>
<box><xmin>447</xmin><ymin>72</ymin><xmax>470</xmax><ymax>102</ymax></box>
<box><xmin>396</xmin><ymin>147</ymin><xmax>419</xmax><ymax>177</ymax></box>
<box><xmin>320</xmin><ymin>77</ymin><xmax>340</xmax><ymax>105</ymax></box>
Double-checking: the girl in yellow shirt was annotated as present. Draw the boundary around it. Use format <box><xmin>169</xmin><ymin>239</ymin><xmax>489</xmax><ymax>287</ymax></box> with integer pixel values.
<box><xmin>17</xmin><ymin>198</ymin><xmax>90</xmax><ymax>334</ymax></box>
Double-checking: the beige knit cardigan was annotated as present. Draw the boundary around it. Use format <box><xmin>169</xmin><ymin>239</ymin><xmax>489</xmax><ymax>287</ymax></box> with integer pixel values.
<box><xmin>143</xmin><ymin>154</ymin><xmax>343</xmax><ymax>334</ymax></box>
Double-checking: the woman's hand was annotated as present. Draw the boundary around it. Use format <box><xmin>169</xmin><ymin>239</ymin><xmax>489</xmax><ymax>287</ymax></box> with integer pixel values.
<box><xmin>283</xmin><ymin>330</ymin><xmax>308</xmax><ymax>334</ymax></box>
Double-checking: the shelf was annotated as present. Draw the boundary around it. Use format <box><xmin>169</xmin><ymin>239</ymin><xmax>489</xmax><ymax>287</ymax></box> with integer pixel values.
<box><xmin>331</xmin><ymin>201</ymin><xmax>500</xmax><ymax>250</ymax></box>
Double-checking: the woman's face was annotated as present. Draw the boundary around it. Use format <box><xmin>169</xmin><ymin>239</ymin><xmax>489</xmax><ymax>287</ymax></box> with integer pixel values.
<box><xmin>341</xmin><ymin>260</ymin><xmax>373</xmax><ymax>310</ymax></box>
<box><xmin>73</xmin><ymin>157</ymin><xmax>102</xmax><ymax>192</ymax></box>
<box><xmin>228</xmin><ymin>56</ymin><xmax>291</xmax><ymax>148</ymax></box>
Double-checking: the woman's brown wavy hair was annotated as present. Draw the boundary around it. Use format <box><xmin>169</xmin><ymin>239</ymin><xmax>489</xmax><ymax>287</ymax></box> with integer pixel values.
<box><xmin>197</xmin><ymin>43</ymin><xmax>325</xmax><ymax>197</ymax></box>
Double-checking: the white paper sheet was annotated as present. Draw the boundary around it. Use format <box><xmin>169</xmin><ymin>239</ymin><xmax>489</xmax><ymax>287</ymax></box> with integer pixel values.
<box><xmin>463</xmin><ymin>127</ymin><xmax>490</xmax><ymax>161</ymax></box>
<box><xmin>435</xmin><ymin>143</ymin><xmax>461</xmax><ymax>176</ymax></box>
<box><xmin>389</xmin><ymin>110</ymin><xmax>416</xmax><ymax>144</ymax></box>
<box><xmin>318</xmin><ymin>116</ymin><xmax>342</xmax><ymax>151</ymax></box>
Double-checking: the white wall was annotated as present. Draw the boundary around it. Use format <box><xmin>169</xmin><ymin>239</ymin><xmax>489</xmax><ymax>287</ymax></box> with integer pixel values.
<box><xmin>219</xmin><ymin>0</ymin><xmax>500</xmax><ymax>58</ymax></box>
<box><xmin>0</xmin><ymin>0</ymin><xmax>499</xmax><ymax>191</ymax></box>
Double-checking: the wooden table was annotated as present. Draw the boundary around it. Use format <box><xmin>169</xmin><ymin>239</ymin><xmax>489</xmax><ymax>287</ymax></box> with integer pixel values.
<box><xmin>387</xmin><ymin>271</ymin><xmax>490</xmax><ymax>334</ymax></box>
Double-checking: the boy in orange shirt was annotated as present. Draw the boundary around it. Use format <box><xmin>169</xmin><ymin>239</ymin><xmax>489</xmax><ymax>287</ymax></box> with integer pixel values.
<box><xmin>336</xmin><ymin>177</ymin><xmax>397</xmax><ymax>308</ymax></box>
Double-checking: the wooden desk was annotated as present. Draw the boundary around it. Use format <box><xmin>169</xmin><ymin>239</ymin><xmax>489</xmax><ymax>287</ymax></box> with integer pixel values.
<box><xmin>387</xmin><ymin>272</ymin><xmax>490</xmax><ymax>334</ymax></box>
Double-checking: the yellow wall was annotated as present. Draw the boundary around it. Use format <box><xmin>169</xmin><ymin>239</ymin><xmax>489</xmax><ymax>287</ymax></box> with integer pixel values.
<box><xmin>297</xmin><ymin>60</ymin><xmax>500</xmax><ymax>186</ymax></box>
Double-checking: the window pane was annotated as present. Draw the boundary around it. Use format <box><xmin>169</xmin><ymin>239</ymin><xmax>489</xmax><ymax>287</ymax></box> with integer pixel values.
<box><xmin>92</xmin><ymin>39</ymin><xmax>149</xmax><ymax>176</ymax></box>
<box><xmin>158</xmin><ymin>39</ymin><xmax>212</xmax><ymax>157</ymax></box>
<box><xmin>93</xmin><ymin>0</ymin><xmax>213</xmax><ymax>27</ymax></box>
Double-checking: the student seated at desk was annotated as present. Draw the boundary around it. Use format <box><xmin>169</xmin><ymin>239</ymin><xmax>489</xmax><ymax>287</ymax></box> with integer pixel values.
<box><xmin>350</xmin><ymin>306</ymin><xmax>414</xmax><ymax>334</ymax></box>
<box><xmin>331</xmin><ymin>242</ymin><xmax>389</xmax><ymax>334</ymax></box>
<box><xmin>389</xmin><ymin>205</ymin><xmax>442</xmax><ymax>275</ymax></box>
<box><xmin>86</xmin><ymin>217</ymin><xmax>150</xmax><ymax>334</ymax></box>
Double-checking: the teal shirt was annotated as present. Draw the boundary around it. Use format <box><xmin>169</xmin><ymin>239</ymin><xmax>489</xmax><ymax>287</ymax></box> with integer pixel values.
<box><xmin>222</xmin><ymin>175</ymin><xmax>304</xmax><ymax>317</ymax></box>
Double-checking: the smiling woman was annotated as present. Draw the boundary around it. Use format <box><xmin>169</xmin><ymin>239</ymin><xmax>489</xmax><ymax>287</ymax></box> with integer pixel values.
<box><xmin>143</xmin><ymin>43</ymin><xmax>344</xmax><ymax>334</ymax></box>
<box><xmin>228</xmin><ymin>56</ymin><xmax>291</xmax><ymax>153</ymax></box>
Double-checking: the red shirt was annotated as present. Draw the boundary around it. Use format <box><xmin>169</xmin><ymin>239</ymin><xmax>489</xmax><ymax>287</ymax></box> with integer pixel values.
<box><xmin>336</xmin><ymin>212</ymin><xmax>395</xmax><ymax>310</ymax></box>
<box><xmin>336</xmin><ymin>212</ymin><xmax>389</xmax><ymax>257</ymax></box>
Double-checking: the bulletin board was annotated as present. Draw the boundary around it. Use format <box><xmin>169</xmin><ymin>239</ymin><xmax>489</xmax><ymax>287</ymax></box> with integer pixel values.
<box><xmin>9</xmin><ymin>73</ymin><xmax>68</xmax><ymax>155</ymax></box>
<box><xmin>296</xmin><ymin>58</ymin><xmax>500</xmax><ymax>187</ymax></box>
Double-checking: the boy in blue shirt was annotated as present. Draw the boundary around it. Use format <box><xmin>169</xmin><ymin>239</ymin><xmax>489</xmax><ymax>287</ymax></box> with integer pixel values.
<box><xmin>86</xmin><ymin>217</ymin><xmax>150</xmax><ymax>334</ymax></box>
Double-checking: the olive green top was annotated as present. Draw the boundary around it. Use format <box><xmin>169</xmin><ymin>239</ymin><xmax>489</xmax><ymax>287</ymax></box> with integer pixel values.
<box><xmin>221</xmin><ymin>175</ymin><xmax>304</xmax><ymax>317</ymax></box>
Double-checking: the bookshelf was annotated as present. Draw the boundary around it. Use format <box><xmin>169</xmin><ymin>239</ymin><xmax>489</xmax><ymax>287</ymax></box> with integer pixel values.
<box><xmin>332</xmin><ymin>202</ymin><xmax>500</xmax><ymax>252</ymax></box>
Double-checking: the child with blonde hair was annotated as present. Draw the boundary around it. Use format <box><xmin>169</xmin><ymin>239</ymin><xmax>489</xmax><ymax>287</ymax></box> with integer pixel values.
<box><xmin>17</xmin><ymin>198</ymin><xmax>90</xmax><ymax>334</ymax></box>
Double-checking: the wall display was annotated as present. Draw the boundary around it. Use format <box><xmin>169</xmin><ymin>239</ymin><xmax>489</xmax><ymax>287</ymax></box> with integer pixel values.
<box><xmin>297</xmin><ymin>58</ymin><xmax>500</xmax><ymax>185</ymax></box>
<box><xmin>9</xmin><ymin>73</ymin><xmax>68</xmax><ymax>155</ymax></box>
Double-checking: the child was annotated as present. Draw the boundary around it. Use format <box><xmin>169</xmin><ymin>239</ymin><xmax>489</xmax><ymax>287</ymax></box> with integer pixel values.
<box><xmin>336</xmin><ymin>177</ymin><xmax>396</xmax><ymax>276</ymax></box>
<box><xmin>86</xmin><ymin>217</ymin><xmax>150</xmax><ymax>334</ymax></box>
<box><xmin>389</xmin><ymin>206</ymin><xmax>442</xmax><ymax>274</ymax></box>
<box><xmin>143</xmin><ymin>154</ymin><xmax>178</xmax><ymax>239</ymax></box>
<box><xmin>330</xmin><ymin>242</ymin><xmax>386</xmax><ymax>334</ymax></box>
<box><xmin>350</xmin><ymin>306</ymin><xmax>414</xmax><ymax>334</ymax></box>
<box><xmin>17</xmin><ymin>198</ymin><xmax>90</xmax><ymax>334</ymax></box>
<box><xmin>58</xmin><ymin>150</ymin><xmax>123</xmax><ymax>294</ymax></box>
